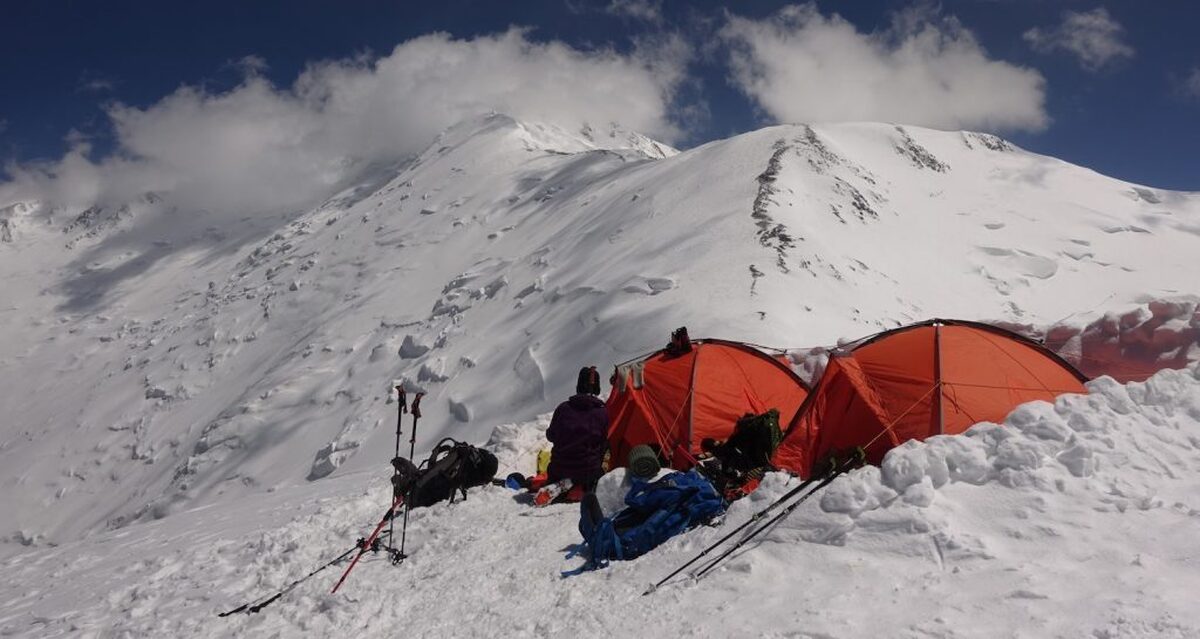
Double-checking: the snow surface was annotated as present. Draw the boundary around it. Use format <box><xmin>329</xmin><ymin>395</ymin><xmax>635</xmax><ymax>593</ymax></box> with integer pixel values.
<box><xmin>2</xmin><ymin>365</ymin><xmax>1198</xmax><ymax>638</ymax></box>
<box><xmin>1</xmin><ymin>113</ymin><xmax>1199</xmax><ymax>636</ymax></box>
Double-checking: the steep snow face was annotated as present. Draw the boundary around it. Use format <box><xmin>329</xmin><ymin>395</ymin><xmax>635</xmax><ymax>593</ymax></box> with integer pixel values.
<box><xmin>2</xmin><ymin>365</ymin><xmax>1198</xmax><ymax>638</ymax></box>
<box><xmin>0</xmin><ymin>114</ymin><xmax>1197</xmax><ymax>552</ymax></box>
<box><xmin>743</xmin><ymin>124</ymin><xmax>1199</xmax><ymax>328</ymax></box>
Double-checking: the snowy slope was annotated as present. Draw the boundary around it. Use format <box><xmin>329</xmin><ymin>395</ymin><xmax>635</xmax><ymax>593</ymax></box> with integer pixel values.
<box><xmin>1</xmin><ymin>113</ymin><xmax>1199</xmax><ymax>558</ymax></box>
<box><xmin>1</xmin><ymin>365</ymin><xmax>1198</xmax><ymax>638</ymax></box>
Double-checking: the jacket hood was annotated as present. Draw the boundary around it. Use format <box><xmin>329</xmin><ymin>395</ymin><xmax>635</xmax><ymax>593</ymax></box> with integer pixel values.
<box><xmin>568</xmin><ymin>394</ymin><xmax>605</xmax><ymax>409</ymax></box>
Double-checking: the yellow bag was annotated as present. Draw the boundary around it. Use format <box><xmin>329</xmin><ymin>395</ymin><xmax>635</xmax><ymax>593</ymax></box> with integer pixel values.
<box><xmin>536</xmin><ymin>448</ymin><xmax>551</xmax><ymax>475</ymax></box>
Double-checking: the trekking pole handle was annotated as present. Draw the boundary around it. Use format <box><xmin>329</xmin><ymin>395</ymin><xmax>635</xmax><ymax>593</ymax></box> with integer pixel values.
<box><xmin>395</xmin><ymin>387</ymin><xmax>407</xmax><ymax>440</ymax></box>
<box><xmin>411</xmin><ymin>392</ymin><xmax>424</xmax><ymax>420</ymax></box>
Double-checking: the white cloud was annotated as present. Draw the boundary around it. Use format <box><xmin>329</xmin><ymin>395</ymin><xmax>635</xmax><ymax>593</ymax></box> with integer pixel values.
<box><xmin>722</xmin><ymin>4</ymin><xmax>1048</xmax><ymax>132</ymax></box>
<box><xmin>80</xmin><ymin>78</ymin><xmax>115</xmax><ymax>93</ymax></box>
<box><xmin>1184</xmin><ymin>67</ymin><xmax>1200</xmax><ymax>99</ymax></box>
<box><xmin>63</xmin><ymin>129</ymin><xmax>91</xmax><ymax>146</ymax></box>
<box><xmin>231</xmin><ymin>54</ymin><xmax>269</xmax><ymax>77</ymax></box>
<box><xmin>1</xmin><ymin>29</ymin><xmax>688</xmax><ymax>219</ymax></box>
<box><xmin>606</xmin><ymin>0</ymin><xmax>663</xmax><ymax>22</ymax></box>
<box><xmin>1024</xmin><ymin>8</ymin><xmax>1135</xmax><ymax>72</ymax></box>
<box><xmin>78</xmin><ymin>70</ymin><xmax>117</xmax><ymax>93</ymax></box>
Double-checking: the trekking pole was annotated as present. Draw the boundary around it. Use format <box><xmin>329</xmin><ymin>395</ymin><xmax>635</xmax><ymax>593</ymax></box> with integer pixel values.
<box><xmin>397</xmin><ymin>392</ymin><xmax>425</xmax><ymax>563</ymax></box>
<box><xmin>219</xmin><ymin>544</ymin><xmax>359</xmax><ymax>616</ymax></box>
<box><xmin>688</xmin><ymin>450</ymin><xmax>866</xmax><ymax>585</ymax></box>
<box><xmin>330</xmin><ymin>493</ymin><xmax>405</xmax><ymax>594</ymax></box>
<box><xmin>643</xmin><ymin>448</ymin><xmax>866</xmax><ymax>595</ymax></box>
<box><xmin>641</xmin><ymin>474</ymin><xmax>822</xmax><ymax>595</ymax></box>
<box><xmin>387</xmin><ymin>384</ymin><xmax>408</xmax><ymax>556</ymax></box>
<box><xmin>690</xmin><ymin>466</ymin><xmax>847</xmax><ymax>583</ymax></box>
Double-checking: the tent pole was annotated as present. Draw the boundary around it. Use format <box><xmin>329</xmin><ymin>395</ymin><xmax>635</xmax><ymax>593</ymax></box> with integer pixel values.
<box><xmin>685</xmin><ymin>347</ymin><xmax>700</xmax><ymax>466</ymax></box>
<box><xmin>934</xmin><ymin>321</ymin><xmax>945</xmax><ymax>435</ymax></box>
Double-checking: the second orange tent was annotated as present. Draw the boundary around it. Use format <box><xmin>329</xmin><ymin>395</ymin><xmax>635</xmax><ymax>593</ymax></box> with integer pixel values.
<box><xmin>772</xmin><ymin>319</ymin><xmax>1089</xmax><ymax>478</ymax></box>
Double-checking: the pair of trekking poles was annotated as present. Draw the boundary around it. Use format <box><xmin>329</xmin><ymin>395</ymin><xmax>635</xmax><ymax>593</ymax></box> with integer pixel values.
<box><xmin>643</xmin><ymin>448</ymin><xmax>864</xmax><ymax>595</ymax></box>
<box><xmin>219</xmin><ymin>385</ymin><xmax>424</xmax><ymax>616</ymax></box>
<box><xmin>328</xmin><ymin>386</ymin><xmax>425</xmax><ymax>593</ymax></box>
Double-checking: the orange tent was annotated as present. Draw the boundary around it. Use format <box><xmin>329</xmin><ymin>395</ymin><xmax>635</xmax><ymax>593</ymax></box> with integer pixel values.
<box><xmin>607</xmin><ymin>339</ymin><xmax>810</xmax><ymax>470</ymax></box>
<box><xmin>772</xmin><ymin>320</ymin><xmax>1088</xmax><ymax>478</ymax></box>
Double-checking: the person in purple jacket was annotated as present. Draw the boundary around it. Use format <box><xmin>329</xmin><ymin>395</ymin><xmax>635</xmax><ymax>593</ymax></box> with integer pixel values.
<box><xmin>545</xmin><ymin>366</ymin><xmax>609</xmax><ymax>490</ymax></box>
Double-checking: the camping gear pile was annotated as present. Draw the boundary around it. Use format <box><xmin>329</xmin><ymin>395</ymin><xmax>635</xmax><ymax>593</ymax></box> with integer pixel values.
<box><xmin>220</xmin><ymin>318</ymin><xmax>1091</xmax><ymax>615</ymax></box>
<box><xmin>581</xmin><ymin>320</ymin><xmax>1088</xmax><ymax>585</ymax></box>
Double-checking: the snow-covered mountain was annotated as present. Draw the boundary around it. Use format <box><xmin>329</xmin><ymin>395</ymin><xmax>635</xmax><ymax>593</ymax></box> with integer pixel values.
<box><xmin>1</xmin><ymin>112</ymin><xmax>1198</xmax><ymax>560</ymax></box>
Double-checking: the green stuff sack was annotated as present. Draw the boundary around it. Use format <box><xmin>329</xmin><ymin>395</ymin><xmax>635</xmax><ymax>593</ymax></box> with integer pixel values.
<box><xmin>627</xmin><ymin>444</ymin><xmax>662</xmax><ymax>479</ymax></box>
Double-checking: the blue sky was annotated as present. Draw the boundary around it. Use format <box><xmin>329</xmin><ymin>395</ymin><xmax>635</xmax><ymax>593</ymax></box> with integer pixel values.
<box><xmin>2</xmin><ymin>0</ymin><xmax>1197</xmax><ymax>205</ymax></box>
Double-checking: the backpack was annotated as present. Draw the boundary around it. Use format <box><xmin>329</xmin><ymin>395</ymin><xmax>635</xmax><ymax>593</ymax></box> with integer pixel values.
<box><xmin>727</xmin><ymin>409</ymin><xmax>782</xmax><ymax>469</ymax></box>
<box><xmin>576</xmin><ymin>470</ymin><xmax>725</xmax><ymax>569</ymax></box>
<box><xmin>406</xmin><ymin>438</ymin><xmax>499</xmax><ymax>508</ymax></box>
<box><xmin>697</xmin><ymin>409</ymin><xmax>782</xmax><ymax>500</ymax></box>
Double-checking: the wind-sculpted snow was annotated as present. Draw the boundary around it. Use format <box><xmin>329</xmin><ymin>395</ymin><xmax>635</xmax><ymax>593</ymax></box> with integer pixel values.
<box><xmin>1000</xmin><ymin>299</ymin><xmax>1200</xmax><ymax>383</ymax></box>
<box><xmin>1</xmin><ymin>114</ymin><xmax>1199</xmax><ymax>557</ymax></box>
<box><xmin>2</xmin><ymin>366</ymin><xmax>1198</xmax><ymax>637</ymax></box>
<box><xmin>764</xmin><ymin>366</ymin><xmax>1200</xmax><ymax>546</ymax></box>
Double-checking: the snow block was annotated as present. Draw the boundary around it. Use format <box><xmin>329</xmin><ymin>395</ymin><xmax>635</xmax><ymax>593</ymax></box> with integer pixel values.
<box><xmin>398</xmin><ymin>334</ymin><xmax>432</xmax><ymax>359</ymax></box>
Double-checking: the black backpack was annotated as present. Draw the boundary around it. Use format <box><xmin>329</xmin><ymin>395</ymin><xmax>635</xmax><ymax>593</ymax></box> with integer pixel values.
<box><xmin>718</xmin><ymin>409</ymin><xmax>782</xmax><ymax>472</ymax></box>
<box><xmin>696</xmin><ymin>409</ymin><xmax>783</xmax><ymax>499</ymax></box>
<box><xmin>401</xmin><ymin>438</ymin><xmax>499</xmax><ymax>508</ymax></box>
